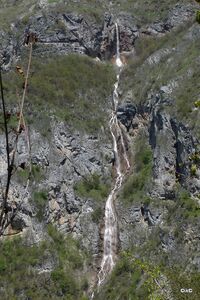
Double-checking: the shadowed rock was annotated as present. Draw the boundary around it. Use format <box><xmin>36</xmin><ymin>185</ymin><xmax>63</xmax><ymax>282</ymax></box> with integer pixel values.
<box><xmin>117</xmin><ymin>103</ymin><xmax>136</xmax><ymax>131</ymax></box>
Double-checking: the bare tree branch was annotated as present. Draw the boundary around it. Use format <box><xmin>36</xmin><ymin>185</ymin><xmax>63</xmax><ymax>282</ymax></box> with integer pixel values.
<box><xmin>0</xmin><ymin>67</ymin><xmax>11</xmax><ymax>223</ymax></box>
<box><xmin>0</xmin><ymin>42</ymin><xmax>33</xmax><ymax>235</ymax></box>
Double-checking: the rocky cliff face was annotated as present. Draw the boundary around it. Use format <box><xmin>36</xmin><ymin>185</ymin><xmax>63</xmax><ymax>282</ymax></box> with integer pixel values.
<box><xmin>0</xmin><ymin>1</ymin><xmax>200</xmax><ymax>299</ymax></box>
<box><xmin>0</xmin><ymin>6</ymin><xmax>139</xmax><ymax>69</ymax></box>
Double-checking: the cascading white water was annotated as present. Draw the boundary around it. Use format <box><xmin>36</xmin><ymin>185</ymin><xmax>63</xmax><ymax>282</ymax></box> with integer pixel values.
<box><xmin>97</xmin><ymin>22</ymin><xmax>130</xmax><ymax>288</ymax></box>
<box><xmin>115</xmin><ymin>23</ymin><xmax>123</xmax><ymax>68</ymax></box>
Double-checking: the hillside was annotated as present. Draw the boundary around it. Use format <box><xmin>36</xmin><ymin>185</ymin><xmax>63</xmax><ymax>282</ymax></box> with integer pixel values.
<box><xmin>0</xmin><ymin>1</ymin><xmax>200</xmax><ymax>299</ymax></box>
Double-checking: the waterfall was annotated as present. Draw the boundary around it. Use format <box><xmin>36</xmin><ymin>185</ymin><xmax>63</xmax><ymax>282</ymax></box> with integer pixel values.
<box><xmin>115</xmin><ymin>23</ymin><xmax>123</xmax><ymax>67</ymax></box>
<box><xmin>97</xmin><ymin>22</ymin><xmax>130</xmax><ymax>288</ymax></box>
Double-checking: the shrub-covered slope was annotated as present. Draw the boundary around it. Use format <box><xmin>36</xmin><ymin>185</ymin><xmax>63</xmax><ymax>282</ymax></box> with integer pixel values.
<box><xmin>0</xmin><ymin>1</ymin><xmax>200</xmax><ymax>300</ymax></box>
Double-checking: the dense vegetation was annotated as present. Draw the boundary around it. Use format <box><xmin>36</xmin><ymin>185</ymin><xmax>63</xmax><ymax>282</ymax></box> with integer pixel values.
<box><xmin>0</xmin><ymin>225</ymin><xmax>89</xmax><ymax>300</ymax></box>
<box><xmin>74</xmin><ymin>173</ymin><xmax>110</xmax><ymax>202</ymax></box>
<box><xmin>96</xmin><ymin>254</ymin><xmax>150</xmax><ymax>300</ymax></box>
<box><xmin>96</xmin><ymin>251</ymin><xmax>200</xmax><ymax>300</ymax></box>
<box><xmin>120</xmin><ymin>132</ymin><xmax>153</xmax><ymax>205</ymax></box>
<box><xmin>33</xmin><ymin>190</ymin><xmax>49</xmax><ymax>221</ymax></box>
<box><xmin>4</xmin><ymin>54</ymin><xmax>115</xmax><ymax>134</ymax></box>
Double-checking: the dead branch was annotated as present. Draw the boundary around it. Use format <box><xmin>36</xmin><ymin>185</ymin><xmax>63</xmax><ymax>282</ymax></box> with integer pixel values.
<box><xmin>0</xmin><ymin>42</ymin><xmax>33</xmax><ymax>236</ymax></box>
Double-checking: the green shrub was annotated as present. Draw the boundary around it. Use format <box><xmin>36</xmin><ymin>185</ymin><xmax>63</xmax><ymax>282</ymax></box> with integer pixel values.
<box><xmin>194</xmin><ymin>100</ymin><xmax>200</xmax><ymax>108</ymax></box>
<box><xmin>51</xmin><ymin>268</ymin><xmax>78</xmax><ymax>296</ymax></box>
<box><xmin>167</xmin><ymin>189</ymin><xmax>200</xmax><ymax>222</ymax></box>
<box><xmin>17</xmin><ymin>164</ymin><xmax>44</xmax><ymax>184</ymax></box>
<box><xmin>31</xmin><ymin>164</ymin><xmax>44</xmax><ymax>181</ymax></box>
<box><xmin>178</xmin><ymin>191</ymin><xmax>200</xmax><ymax>218</ymax></box>
<box><xmin>0</xmin><ymin>237</ymin><xmax>46</xmax><ymax>298</ymax></box>
<box><xmin>0</xmin><ymin>113</ymin><xmax>18</xmax><ymax>133</ymax></box>
<box><xmin>190</xmin><ymin>152</ymin><xmax>200</xmax><ymax>164</ymax></box>
<box><xmin>47</xmin><ymin>224</ymin><xmax>86</xmax><ymax>269</ymax></box>
<box><xmin>143</xmin><ymin>196</ymin><xmax>151</xmax><ymax>205</ymax></box>
<box><xmin>166</xmin><ymin>267</ymin><xmax>200</xmax><ymax>300</ymax></box>
<box><xmin>91</xmin><ymin>206</ymin><xmax>103</xmax><ymax>223</ymax></box>
<box><xmin>33</xmin><ymin>190</ymin><xmax>48</xmax><ymax>221</ymax></box>
<box><xmin>96</xmin><ymin>255</ymin><xmax>144</xmax><ymax>300</ymax></box>
<box><xmin>190</xmin><ymin>164</ymin><xmax>197</xmax><ymax>176</ymax></box>
<box><xmin>47</xmin><ymin>225</ymin><xmax>89</xmax><ymax>298</ymax></box>
<box><xmin>17</xmin><ymin>168</ymin><xmax>30</xmax><ymax>183</ymax></box>
<box><xmin>196</xmin><ymin>10</ymin><xmax>200</xmax><ymax>24</ymax></box>
<box><xmin>74</xmin><ymin>173</ymin><xmax>110</xmax><ymax>201</ymax></box>
<box><xmin>121</xmin><ymin>135</ymin><xmax>153</xmax><ymax>204</ymax></box>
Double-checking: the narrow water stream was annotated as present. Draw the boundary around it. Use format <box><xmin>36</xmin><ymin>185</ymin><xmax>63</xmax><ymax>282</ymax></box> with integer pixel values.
<box><xmin>97</xmin><ymin>22</ymin><xmax>130</xmax><ymax>287</ymax></box>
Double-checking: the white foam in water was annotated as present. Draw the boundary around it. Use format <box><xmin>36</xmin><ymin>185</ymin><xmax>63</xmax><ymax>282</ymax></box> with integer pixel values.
<box><xmin>97</xmin><ymin>23</ymin><xmax>130</xmax><ymax>291</ymax></box>
<box><xmin>115</xmin><ymin>23</ymin><xmax>123</xmax><ymax>68</ymax></box>
<box><xmin>116</xmin><ymin>57</ymin><xmax>123</xmax><ymax>67</ymax></box>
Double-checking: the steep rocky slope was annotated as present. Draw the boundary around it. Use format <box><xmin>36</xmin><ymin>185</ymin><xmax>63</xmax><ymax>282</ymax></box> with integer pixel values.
<box><xmin>0</xmin><ymin>1</ymin><xmax>200</xmax><ymax>299</ymax></box>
